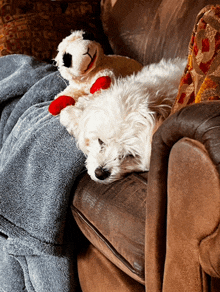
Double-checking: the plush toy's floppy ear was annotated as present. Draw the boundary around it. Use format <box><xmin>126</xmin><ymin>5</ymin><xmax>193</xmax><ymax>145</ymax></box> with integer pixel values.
<box><xmin>49</xmin><ymin>95</ymin><xmax>75</xmax><ymax>115</ymax></box>
<box><xmin>90</xmin><ymin>76</ymin><xmax>111</xmax><ymax>94</ymax></box>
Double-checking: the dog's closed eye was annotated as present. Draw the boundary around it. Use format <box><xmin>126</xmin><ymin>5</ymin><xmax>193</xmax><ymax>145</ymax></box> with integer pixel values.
<box><xmin>118</xmin><ymin>153</ymin><xmax>135</xmax><ymax>161</ymax></box>
<box><xmin>126</xmin><ymin>154</ymin><xmax>135</xmax><ymax>158</ymax></box>
<box><xmin>98</xmin><ymin>138</ymin><xmax>104</xmax><ymax>145</ymax></box>
<box><xmin>98</xmin><ymin>138</ymin><xmax>105</xmax><ymax>147</ymax></box>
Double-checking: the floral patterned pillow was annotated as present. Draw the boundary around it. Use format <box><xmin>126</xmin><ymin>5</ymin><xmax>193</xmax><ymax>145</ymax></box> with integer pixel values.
<box><xmin>172</xmin><ymin>5</ymin><xmax>220</xmax><ymax>113</ymax></box>
<box><xmin>0</xmin><ymin>0</ymin><xmax>102</xmax><ymax>62</ymax></box>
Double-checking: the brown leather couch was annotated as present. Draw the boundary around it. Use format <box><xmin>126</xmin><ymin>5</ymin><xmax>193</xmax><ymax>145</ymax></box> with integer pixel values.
<box><xmin>71</xmin><ymin>0</ymin><xmax>220</xmax><ymax>291</ymax></box>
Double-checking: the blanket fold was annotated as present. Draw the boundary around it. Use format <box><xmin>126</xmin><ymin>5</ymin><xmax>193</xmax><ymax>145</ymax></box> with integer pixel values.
<box><xmin>0</xmin><ymin>54</ymin><xmax>86</xmax><ymax>257</ymax></box>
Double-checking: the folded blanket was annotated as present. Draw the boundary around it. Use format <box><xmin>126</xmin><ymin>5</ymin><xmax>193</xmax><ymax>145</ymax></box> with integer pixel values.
<box><xmin>0</xmin><ymin>55</ymin><xmax>86</xmax><ymax>291</ymax></box>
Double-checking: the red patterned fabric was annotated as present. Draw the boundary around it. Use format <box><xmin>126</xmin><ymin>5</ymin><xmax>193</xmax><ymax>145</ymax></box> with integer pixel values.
<box><xmin>172</xmin><ymin>5</ymin><xmax>220</xmax><ymax>113</ymax></box>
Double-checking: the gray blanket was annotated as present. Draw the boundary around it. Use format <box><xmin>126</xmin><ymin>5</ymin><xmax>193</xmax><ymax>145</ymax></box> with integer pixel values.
<box><xmin>0</xmin><ymin>55</ymin><xmax>86</xmax><ymax>291</ymax></box>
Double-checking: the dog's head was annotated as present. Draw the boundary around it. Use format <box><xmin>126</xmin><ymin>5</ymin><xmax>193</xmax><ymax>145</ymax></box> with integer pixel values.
<box><xmin>54</xmin><ymin>30</ymin><xmax>103</xmax><ymax>81</ymax></box>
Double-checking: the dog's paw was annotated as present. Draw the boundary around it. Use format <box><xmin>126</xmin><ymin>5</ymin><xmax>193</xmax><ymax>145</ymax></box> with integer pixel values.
<box><xmin>59</xmin><ymin>105</ymin><xmax>81</xmax><ymax>136</ymax></box>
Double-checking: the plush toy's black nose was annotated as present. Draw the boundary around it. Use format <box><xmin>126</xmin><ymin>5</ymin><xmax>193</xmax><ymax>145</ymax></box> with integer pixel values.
<box><xmin>95</xmin><ymin>167</ymin><xmax>111</xmax><ymax>180</ymax></box>
<box><xmin>63</xmin><ymin>52</ymin><xmax>72</xmax><ymax>68</ymax></box>
<box><xmin>82</xmin><ymin>31</ymin><xmax>95</xmax><ymax>41</ymax></box>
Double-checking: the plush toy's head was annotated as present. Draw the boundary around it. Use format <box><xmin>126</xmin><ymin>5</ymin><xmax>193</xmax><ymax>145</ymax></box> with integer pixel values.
<box><xmin>54</xmin><ymin>30</ymin><xmax>104</xmax><ymax>81</ymax></box>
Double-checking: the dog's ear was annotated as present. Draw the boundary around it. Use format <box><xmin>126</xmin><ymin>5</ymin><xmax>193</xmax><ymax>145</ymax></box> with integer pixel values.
<box><xmin>148</xmin><ymin>93</ymin><xmax>174</xmax><ymax>122</ymax></box>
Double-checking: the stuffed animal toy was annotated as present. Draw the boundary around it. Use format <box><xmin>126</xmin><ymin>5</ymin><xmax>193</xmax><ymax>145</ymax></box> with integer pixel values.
<box><xmin>48</xmin><ymin>30</ymin><xmax>143</xmax><ymax>115</ymax></box>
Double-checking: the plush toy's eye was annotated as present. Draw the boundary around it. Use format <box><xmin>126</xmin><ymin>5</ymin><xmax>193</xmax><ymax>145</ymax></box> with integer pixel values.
<box><xmin>82</xmin><ymin>31</ymin><xmax>95</xmax><ymax>41</ymax></box>
<box><xmin>63</xmin><ymin>52</ymin><xmax>72</xmax><ymax>68</ymax></box>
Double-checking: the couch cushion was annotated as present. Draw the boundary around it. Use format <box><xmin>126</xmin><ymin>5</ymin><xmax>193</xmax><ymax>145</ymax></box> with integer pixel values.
<box><xmin>77</xmin><ymin>244</ymin><xmax>145</xmax><ymax>291</ymax></box>
<box><xmin>101</xmin><ymin>0</ymin><xmax>220</xmax><ymax>65</ymax></box>
<box><xmin>0</xmin><ymin>0</ymin><xmax>105</xmax><ymax>62</ymax></box>
<box><xmin>72</xmin><ymin>172</ymin><xmax>148</xmax><ymax>284</ymax></box>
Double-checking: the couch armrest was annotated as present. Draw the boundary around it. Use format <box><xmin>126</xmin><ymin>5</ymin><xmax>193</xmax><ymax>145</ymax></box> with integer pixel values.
<box><xmin>145</xmin><ymin>101</ymin><xmax>220</xmax><ymax>291</ymax></box>
<box><xmin>164</xmin><ymin>137</ymin><xmax>220</xmax><ymax>291</ymax></box>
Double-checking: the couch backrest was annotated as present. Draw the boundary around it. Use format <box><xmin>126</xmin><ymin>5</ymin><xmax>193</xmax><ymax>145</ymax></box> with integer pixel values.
<box><xmin>101</xmin><ymin>0</ymin><xmax>220</xmax><ymax>65</ymax></box>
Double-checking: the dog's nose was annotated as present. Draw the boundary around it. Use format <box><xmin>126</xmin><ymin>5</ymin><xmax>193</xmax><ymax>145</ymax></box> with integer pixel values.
<box><xmin>95</xmin><ymin>167</ymin><xmax>111</xmax><ymax>180</ymax></box>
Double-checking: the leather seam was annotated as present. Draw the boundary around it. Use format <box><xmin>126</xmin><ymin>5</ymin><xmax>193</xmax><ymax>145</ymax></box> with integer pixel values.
<box><xmin>71</xmin><ymin>204</ymin><xmax>144</xmax><ymax>279</ymax></box>
<box><xmin>199</xmin><ymin>222</ymin><xmax>220</xmax><ymax>278</ymax></box>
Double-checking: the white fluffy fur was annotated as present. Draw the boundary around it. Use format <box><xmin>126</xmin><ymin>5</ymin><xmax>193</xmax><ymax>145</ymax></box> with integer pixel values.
<box><xmin>60</xmin><ymin>58</ymin><xmax>187</xmax><ymax>184</ymax></box>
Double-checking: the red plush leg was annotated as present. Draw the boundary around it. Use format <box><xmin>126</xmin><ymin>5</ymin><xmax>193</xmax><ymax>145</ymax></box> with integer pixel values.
<box><xmin>90</xmin><ymin>76</ymin><xmax>111</xmax><ymax>94</ymax></box>
<box><xmin>48</xmin><ymin>95</ymin><xmax>75</xmax><ymax>115</ymax></box>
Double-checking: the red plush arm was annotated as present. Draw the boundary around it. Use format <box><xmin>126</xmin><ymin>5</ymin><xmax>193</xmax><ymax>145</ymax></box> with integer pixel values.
<box><xmin>48</xmin><ymin>95</ymin><xmax>75</xmax><ymax>116</ymax></box>
<box><xmin>90</xmin><ymin>76</ymin><xmax>111</xmax><ymax>94</ymax></box>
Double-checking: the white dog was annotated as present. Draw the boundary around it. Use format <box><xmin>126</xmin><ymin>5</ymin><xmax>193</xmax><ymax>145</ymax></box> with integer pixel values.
<box><xmin>60</xmin><ymin>58</ymin><xmax>186</xmax><ymax>184</ymax></box>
